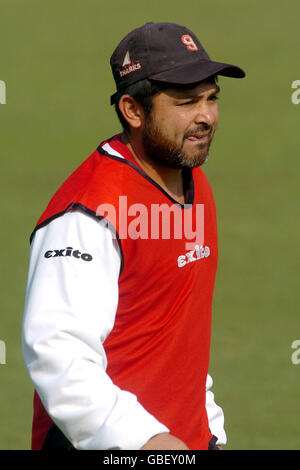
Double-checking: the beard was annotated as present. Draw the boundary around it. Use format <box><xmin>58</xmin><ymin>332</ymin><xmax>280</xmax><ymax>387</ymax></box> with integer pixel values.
<box><xmin>142</xmin><ymin>113</ymin><xmax>215</xmax><ymax>169</ymax></box>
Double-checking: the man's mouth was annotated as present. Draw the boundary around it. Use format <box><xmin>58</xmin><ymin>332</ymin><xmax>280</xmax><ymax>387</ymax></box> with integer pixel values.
<box><xmin>186</xmin><ymin>132</ymin><xmax>210</xmax><ymax>142</ymax></box>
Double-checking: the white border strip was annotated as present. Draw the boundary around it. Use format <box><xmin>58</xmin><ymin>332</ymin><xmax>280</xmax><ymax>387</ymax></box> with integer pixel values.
<box><xmin>102</xmin><ymin>143</ymin><xmax>124</xmax><ymax>159</ymax></box>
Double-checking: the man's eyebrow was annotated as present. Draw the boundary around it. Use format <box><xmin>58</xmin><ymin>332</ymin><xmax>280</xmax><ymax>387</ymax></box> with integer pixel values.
<box><xmin>173</xmin><ymin>84</ymin><xmax>221</xmax><ymax>99</ymax></box>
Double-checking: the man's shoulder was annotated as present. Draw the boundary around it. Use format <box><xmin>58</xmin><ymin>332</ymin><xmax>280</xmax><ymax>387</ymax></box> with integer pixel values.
<box><xmin>33</xmin><ymin>136</ymin><xmax>135</xmax><ymax>234</ymax></box>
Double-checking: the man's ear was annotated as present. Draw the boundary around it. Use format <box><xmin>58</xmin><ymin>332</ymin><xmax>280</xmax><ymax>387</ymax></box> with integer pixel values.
<box><xmin>118</xmin><ymin>94</ymin><xmax>144</xmax><ymax>129</ymax></box>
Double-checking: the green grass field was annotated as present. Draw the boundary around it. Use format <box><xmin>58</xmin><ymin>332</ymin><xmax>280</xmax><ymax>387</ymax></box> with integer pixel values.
<box><xmin>0</xmin><ymin>0</ymin><xmax>299</xmax><ymax>450</ymax></box>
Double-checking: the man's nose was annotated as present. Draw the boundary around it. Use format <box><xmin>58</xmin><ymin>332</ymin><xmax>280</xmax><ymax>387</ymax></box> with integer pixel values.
<box><xmin>194</xmin><ymin>102</ymin><xmax>215</xmax><ymax>127</ymax></box>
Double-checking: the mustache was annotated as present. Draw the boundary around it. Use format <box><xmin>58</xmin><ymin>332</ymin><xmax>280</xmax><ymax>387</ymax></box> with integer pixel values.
<box><xmin>184</xmin><ymin>124</ymin><xmax>212</xmax><ymax>139</ymax></box>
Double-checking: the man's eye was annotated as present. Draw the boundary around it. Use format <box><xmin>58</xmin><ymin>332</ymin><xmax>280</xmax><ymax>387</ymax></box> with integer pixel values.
<box><xmin>209</xmin><ymin>95</ymin><xmax>219</xmax><ymax>101</ymax></box>
<box><xmin>178</xmin><ymin>100</ymin><xmax>194</xmax><ymax>106</ymax></box>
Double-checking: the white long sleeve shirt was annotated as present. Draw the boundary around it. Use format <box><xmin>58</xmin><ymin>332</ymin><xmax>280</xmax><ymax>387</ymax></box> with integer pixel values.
<box><xmin>22</xmin><ymin>209</ymin><xmax>227</xmax><ymax>449</ymax></box>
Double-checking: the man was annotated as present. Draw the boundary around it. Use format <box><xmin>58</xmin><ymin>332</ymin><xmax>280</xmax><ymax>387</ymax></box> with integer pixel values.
<box><xmin>22</xmin><ymin>22</ymin><xmax>245</xmax><ymax>450</ymax></box>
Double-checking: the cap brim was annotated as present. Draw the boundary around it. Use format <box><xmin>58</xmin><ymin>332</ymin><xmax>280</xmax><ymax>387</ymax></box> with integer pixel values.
<box><xmin>149</xmin><ymin>59</ymin><xmax>246</xmax><ymax>84</ymax></box>
<box><xmin>110</xmin><ymin>59</ymin><xmax>245</xmax><ymax>105</ymax></box>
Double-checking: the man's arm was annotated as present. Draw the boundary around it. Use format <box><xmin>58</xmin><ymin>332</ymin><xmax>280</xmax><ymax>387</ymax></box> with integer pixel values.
<box><xmin>22</xmin><ymin>210</ymin><xmax>170</xmax><ymax>450</ymax></box>
<box><xmin>206</xmin><ymin>374</ymin><xmax>227</xmax><ymax>446</ymax></box>
<box><xmin>140</xmin><ymin>433</ymin><xmax>188</xmax><ymax>450</ymax></box>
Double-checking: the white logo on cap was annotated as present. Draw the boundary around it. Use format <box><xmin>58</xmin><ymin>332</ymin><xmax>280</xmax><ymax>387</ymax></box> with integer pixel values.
<box><xmin>122</xmin><ymin>51</ymin><xmax>131</xmax><ymax>66</ymax></box>
<box><xmin>119</xmin><ymin>51</ymin><xmax>142</xmax><ymax>78</ymax></box>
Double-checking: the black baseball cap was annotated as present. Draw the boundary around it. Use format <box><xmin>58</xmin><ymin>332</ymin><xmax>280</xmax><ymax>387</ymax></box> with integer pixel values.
<box><xmin>110</xmin><ymin>22</ymin><xmax>246</xmax><ymax>105</ymax></box>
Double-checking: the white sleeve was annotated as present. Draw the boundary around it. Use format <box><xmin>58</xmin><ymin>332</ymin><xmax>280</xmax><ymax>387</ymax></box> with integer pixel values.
<box><xmin>22</xmin><ymin>210</ymin><xmax>169</xmax><ymax>450</ymax></box>
<box><xmin>206</xmin><ymin>374</ymin><xmax>227</xmax><ymax>445</ymax></box>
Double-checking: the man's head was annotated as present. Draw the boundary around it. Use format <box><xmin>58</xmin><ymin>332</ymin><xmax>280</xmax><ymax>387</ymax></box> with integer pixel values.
<box><xmin>141</xmin><ymin>76</ymin><xmax>220</xmax><ymax>169</ymax></box>
<box><xmin>110</xmin><ymin>22</ymin><xmax>245</xmax><ymax>168</ymax></box>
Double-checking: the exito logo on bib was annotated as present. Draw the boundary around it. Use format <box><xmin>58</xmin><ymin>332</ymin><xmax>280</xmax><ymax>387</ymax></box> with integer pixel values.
<box><xmin>177</xmin><ymin>244</ymin><xmax>210</xmax><ymax>268</ymax></box>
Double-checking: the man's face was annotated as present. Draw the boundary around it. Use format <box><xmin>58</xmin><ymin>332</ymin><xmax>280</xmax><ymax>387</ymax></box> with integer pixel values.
<box><xmin>142</xmin><ymin>79</ymin><xmax>220</xmax><ymax>169</ymax></box>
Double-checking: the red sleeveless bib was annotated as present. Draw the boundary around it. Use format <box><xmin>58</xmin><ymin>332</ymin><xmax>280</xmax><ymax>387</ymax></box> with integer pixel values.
<box><xmin>31</xmin><ymin>135</ymin><xmax>218</xmax><ymax>450</ymax></box>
